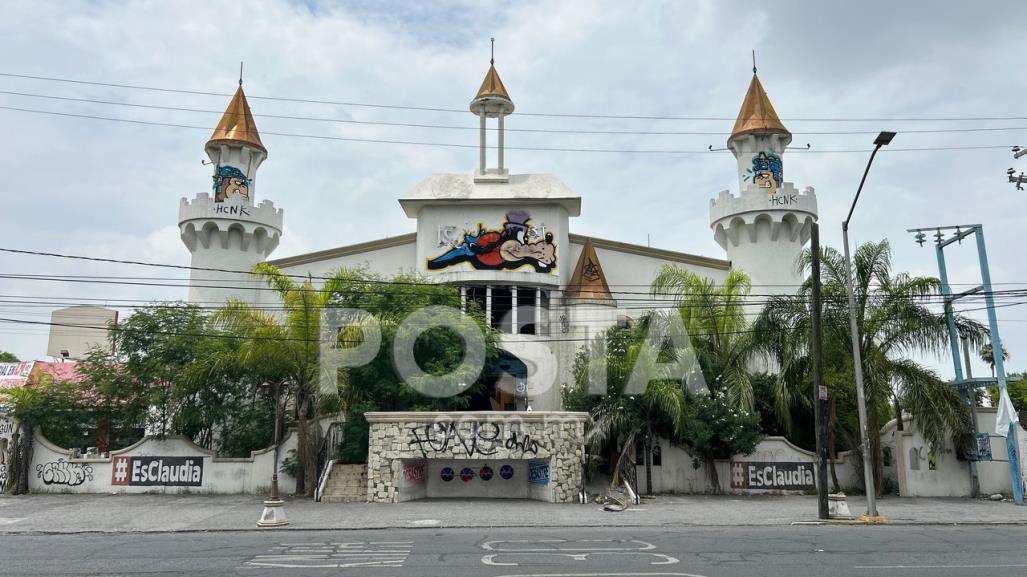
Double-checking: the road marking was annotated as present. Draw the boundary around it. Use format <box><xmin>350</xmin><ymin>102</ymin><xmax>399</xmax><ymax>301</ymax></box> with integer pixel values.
<box><xmin>246</xmin><ymin>541</ymin><xmax>412</xmax><ymax>569</ymax></box>
<box><xmin>0</xmin><ymin>518</ymin><xmax>24</xmax><ymax>526</ymax></box>
<box><xmin>854</xmin><ymin>564</ymin><xmax>1027</xmax><ymax>569</ymax></box>
<box><xmin>482</xmin><ymin>552</ymin><xmax>679</xmax><ymax>567</ymax></box>
<box><xmin>492</xmin><ymin>573</ymin><xmax>706</xmax><ymax>577</ymax></box>
<box><xmin>482</xmin><ymin>539</ymin><xmax>657</xmax><ymax>552</ymax></box>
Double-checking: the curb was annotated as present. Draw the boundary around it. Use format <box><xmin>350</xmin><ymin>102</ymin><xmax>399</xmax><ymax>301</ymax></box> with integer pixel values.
<box><xmin>5</xmin><ymin>519</ymin><xmax>1027</xmax><ymax>536</ymax></box>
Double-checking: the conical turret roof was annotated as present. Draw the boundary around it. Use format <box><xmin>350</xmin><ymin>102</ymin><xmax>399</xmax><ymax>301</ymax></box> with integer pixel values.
<box><xmin>207</xmin><ymin>85</ymin><xmax>266</xmax><ymax>153</ymax></box>
<box><xmin>566</xmin><ymin>238</ymin><xmax>613</xmax><ymax>301</ymax></box>
<box><xmin>730</xmin><ymin>74</ymin><xmax>789</xmax><ymax>139</ymax></box>
<box><xmin>474</xmin><ymin>64</ymin><xmax>512</xmax><ymax>102</ymax></box>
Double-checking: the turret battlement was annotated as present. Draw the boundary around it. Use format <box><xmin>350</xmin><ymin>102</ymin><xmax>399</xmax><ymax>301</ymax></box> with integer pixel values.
<box><xmin>709</xmin><ymin>182</ymin><xmax>817</xmax><ymax>226</ymax></box>
<box><xmin>179</xmin><ymin>193</ymin><xmax>284</xmax><ymax>230</ymax></box>
<box><xmin>178</xmin><ymin>192</ymin><xmax>282</xmax><ymax>257</ymax></box>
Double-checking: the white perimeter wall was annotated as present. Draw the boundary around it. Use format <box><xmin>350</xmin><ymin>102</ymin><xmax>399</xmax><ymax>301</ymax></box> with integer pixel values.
<box><xmin>28</xmin><ymin>430</ymin><xmax>298</xmax><ymax>495</ymax></box>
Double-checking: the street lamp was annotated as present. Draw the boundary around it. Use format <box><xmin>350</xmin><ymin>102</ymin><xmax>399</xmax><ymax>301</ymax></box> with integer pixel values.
<box><xmin>257</xmin><ymin>379</ymin><xmax>290</xmax><ymax>527</ymax></box>
<box><xmin>841</xmin><ymin>130</ymin><xmax>895</xmax><ymax>519</ymax></box>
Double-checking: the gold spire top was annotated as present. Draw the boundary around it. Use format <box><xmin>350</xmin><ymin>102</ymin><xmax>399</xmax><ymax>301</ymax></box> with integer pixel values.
<box><xmin>730</xmin><ymin>73</ymin><xmax>789</xmax><ymax>139</ymax></box>
<box><xmin>566</xmin><ymin>238</ymin><xmax>613</xmax><ymax>301</ymax></box>
<box><xmin>207</xmin><ymin>85</ymin><xmax>266</xmax><ymax>153</ymax></box>
<box><xmin>475</xmin><ymin>63</ymin><xmax>511</xmax><ymax>102</ymax></box>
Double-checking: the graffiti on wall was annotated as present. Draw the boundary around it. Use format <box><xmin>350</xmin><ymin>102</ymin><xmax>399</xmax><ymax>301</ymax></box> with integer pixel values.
<box><xmin>0</xmin><ymin>438</ymin><xmax>8</xmax><ymax>490</ymax></box>
<box><xmin>408</xmin><ymin>421</ymin><xmax>542</xmax><ymax>459</ymax></box>
<box><xmin>36</xmin><ymin>459</ymin><xmax>94</xmax><ymax>486</ymax></box>
<box><xmin>0</xmin><ymin>417</ymin><xmax>12</xmax><ymax>491</ymax></box>
<box><xmin>212</xmin><ymin>165</ymin><xmax>251</xmax><ymax>203</ymax></box>
<box><xmin>402</xmin><ymin>461</ymin><xmax>427</xmax><ymax>485</ymax></box>
<box><xmin>528</xmin><ymin>461</ymin><xmax>550</xmax><ymax>485</ymax></box>
<box><xmin>427</xmin><ymin>210</ymin><xmax>556</xmax><ymax>273</ymax></box>
<box><xmin>746</xmin><ymin>151</ymin><xmax>783</xmax><ymax>195</ymax></box>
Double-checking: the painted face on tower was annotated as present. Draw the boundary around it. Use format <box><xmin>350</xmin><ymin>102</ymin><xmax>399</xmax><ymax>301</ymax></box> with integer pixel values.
<box><xmin>754</xmin><ymin>170</ymin><xmax>778</xmax><ymax>194</ymax></box>
<box><xmin>213</xmin><ymin>165</ymin><xmax>251</xmax><ymax>202</ymax></box>
<box><xmin>749</xmin><ymin>151</ymin><xmax>783</xmax><ymax>194</ymax></box>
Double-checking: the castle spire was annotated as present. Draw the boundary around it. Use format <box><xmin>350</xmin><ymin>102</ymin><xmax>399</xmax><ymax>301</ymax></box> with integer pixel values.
<box><xmin>566</xmin><ymin>238</ymin><xmax>612</xmax><ymax>301</ymax></box>
<box><xmin>470</xmin><ymin>38</ymin><xmax>514</xmax><ymax>182</ymax></box>
<box><xmin>208</xmin><ymin>85</ymin><xmax>266</xmax><ymax>153</ymax></box>
<box><xmin>729</xmin><ymin>73</ymin><xmax>789</xmax><ymax>141</ymax></box>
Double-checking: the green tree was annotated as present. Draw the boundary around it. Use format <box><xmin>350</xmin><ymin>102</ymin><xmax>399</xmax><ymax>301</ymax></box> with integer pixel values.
<box><xmin>564</xmin><ymin>317</ymin><xmax>687</xmax><ymax>495</ymax></box>
<box><xmin>979</xmin><ymin>343</ymin><xmax>1009</xmax><ymax>378</ymax></box>
<box><xmin>756</xmin><ymin>239</ymin><xmax>987</xmax><ymax>493</ymax></box>
<box><xmin>325</xmin><ymin>268</ymin><xmax>500</xmax><ymax>463</ymax></box>
<box><xmin>213</xmin><ymin>264</ymin><xmax>340</xmax><ymax>495</ymax></box>
<box><xmin>0</xmin><ymin>351</ymin><xmax>18</xmax><ymax>363</ymax></box>
<box><xmin>650</xmin><ymin>267</ymin><xmax>759</xmax><ymax>410</ymax></box>
<box><xmin>679</xmin><ymin>388</ymin><xmax>763</xmax><ymax>491</ymax></box>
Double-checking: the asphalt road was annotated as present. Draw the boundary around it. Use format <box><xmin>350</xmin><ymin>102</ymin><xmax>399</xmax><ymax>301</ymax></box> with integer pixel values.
<box><xmin>1</xmin><ymin>525</ymin><xmax>1025</xmax><ymax>577</ymax></box>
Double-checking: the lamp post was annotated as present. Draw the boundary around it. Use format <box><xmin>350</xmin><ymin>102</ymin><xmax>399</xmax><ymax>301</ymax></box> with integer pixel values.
<box><xmin>842</xmin><ymin>130</ymin><xmax>895</xmax><ymax>519</ymax></box>
<box><xmin>257</xmin><ymin>379</ymin><xmax>290</xmax><ymax>527</ymax></box>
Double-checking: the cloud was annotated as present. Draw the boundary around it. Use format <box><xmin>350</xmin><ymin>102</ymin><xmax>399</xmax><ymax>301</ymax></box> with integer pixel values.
<box><xmin>0</xmin><ymin>0</ymin><xmax>1023</xmax><ymax>380</ymax></box>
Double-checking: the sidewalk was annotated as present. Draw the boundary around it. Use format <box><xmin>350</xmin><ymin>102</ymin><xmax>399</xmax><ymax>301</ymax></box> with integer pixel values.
<box><xmin>1</xmin><ymin>494</ymin><xmax>1025</xmax><ymax>534</ymax></box>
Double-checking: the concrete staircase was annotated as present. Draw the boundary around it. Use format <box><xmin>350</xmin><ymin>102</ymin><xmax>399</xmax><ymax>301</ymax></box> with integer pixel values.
<box><xmin>320</xmin><ymin>464</ymin><xmax>367</xmax><ymax>503</ymax></box>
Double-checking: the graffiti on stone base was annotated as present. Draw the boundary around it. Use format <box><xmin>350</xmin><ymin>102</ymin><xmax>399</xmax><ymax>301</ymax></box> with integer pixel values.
<box><xmin>408</xmin><ymin>421</ymin><xmax>543</xmax><ymax>458</ymax></box>
<box><xmin>36</xmin><ymin>459</ymin><xmax>94</xmax><ymax>486</ymax></box>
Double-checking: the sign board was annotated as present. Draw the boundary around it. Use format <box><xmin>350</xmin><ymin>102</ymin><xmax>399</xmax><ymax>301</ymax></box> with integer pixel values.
<box><xmin>0</xmin><ymin>362</ymin><xmax>32</xmax><ymax>389</ymax></box>
<box><xmin>528</xmin><ymin>461</ymin><xmax>550</xmax><ymax>485</ymax></box>
<box><xmin>111</xmin><ymin>456</ymin><xmax>203</xmax><ymax>487</ymax></box>
<box><xmin>730</xmin><ymin>461</ymin><xmax>815</xmax><ymax>490</ymax></box>
<box><xmin>402</xmin><ymin>461</ymin><xmax>426</xmax><ymax>485</ymax></box>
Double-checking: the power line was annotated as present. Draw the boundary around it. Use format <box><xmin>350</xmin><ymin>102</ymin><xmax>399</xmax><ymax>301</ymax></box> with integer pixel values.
<box><xmin>3</xmin><ymin>89</ymin><xmax>1026</xmax><ymax>137</ymax></box>
<box><xmin>0</xmin><ymin>105</ymin><xmax>1018</xmax><ymax>155</ymax></box>
<box><xmin>3</xmin><ymin>71</ymin><xmax>1026</xmax><ymax>123</ymax></box>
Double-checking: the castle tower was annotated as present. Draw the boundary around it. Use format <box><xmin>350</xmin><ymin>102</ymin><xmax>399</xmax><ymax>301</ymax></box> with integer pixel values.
<box><xmin>710</xmin><ymin>70</ymin><xmax>817</xmax><ymax>296</ymax></box>
<box><xmin>179</xmin><ymin>82</ymin><xmax>283</xmax><ymax>305</ymax></box>
<box><xmin>470</xmin><ymin>40</ymin><xmax>515</xmax><ymax>183</ymax></box>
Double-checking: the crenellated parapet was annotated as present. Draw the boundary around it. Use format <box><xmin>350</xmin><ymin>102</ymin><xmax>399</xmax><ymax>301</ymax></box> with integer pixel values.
<box><xmin>178</xmin><ymin>192</ymin><xmax>283</xmax><ymax>256</ymax></box>
<box><xmin>710</xmin><ymin>182</ymin><xmax>817</xmax><ymax>249</ymax></box>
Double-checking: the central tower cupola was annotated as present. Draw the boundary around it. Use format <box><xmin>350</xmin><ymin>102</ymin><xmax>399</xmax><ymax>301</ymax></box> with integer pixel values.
<box><xmin>470</xmin><ymin>39</ymin><xmax>515</xmax><ymax>183</ymax></box>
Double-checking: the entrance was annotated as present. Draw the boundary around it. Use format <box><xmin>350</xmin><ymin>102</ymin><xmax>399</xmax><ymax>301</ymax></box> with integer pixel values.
<box><xmin>469</xmin><ymin>350</ymin><xmax>528</xmax><ymax>411</ymax></box>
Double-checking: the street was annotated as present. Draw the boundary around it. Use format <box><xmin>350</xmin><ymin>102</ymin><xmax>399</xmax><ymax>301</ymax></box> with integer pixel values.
<box><xmin>1</xmin><ymin>525</ymin><xmax>1025</xmax><ymax>577</ymax></box>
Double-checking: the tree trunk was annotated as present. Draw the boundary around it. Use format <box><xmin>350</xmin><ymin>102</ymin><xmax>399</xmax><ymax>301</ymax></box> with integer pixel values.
<box><xmin>608</xmin><ymin>432</ymin><xmax>635</xmax><ymax>494</ymax></box>
<box><xmin>705</xmin><ymin>452</ymin><xmax>721</xmax><ymax>494</ymax></box>
<box><xmin>828</xmin><ymin>398</ymin><xmax>840</xmax><ymax>492</ymax></box>
<box><xmin>14</xmin><ymin>424</ymin><xmax>32</xmax><ymax>495</ymax></box>
<box><xmin>295</xmin><ymin>391</ymin><xmax>309</xmax><ymax>496</ymax></box>
<box><xmin>643</xmin><ymin>433</ymin><xmax>653</xmax><ymax>495</ymax></box>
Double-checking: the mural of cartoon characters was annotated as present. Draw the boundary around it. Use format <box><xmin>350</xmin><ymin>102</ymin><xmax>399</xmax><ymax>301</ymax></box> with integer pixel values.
<box><xmin>427</xmin><ymin>210</ymin><xmax>557</xmax><ymax>273</ymax></box>
<box><xmin>748</xmin><ymin>151</ymin><xmax>783</xmax><ymax>194</ymax></box>
<box><xmin>212</xmin><ymin>165</ymin><xmax>251</xmax><ymax>202</ymax></box>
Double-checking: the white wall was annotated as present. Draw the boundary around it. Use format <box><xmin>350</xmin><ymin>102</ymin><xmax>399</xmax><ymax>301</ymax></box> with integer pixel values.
<box><xmin>29</xmin><ymin>430</ymin><xmax>297</xmax><ymax>495</ymax></box>
<box><xmin>635</xmin><ymin>436</ymin><xmax>860</xmax><ymax>495</ymax></box>
<box><xmin>46</xmin><ymin>306</ymin><xmax>117</xmax><ymax>360</ymax></box>
<box><xmin>895</xmin><ymin>408</ymin><xmax>1027</xmax><ymax>497</ymax></box>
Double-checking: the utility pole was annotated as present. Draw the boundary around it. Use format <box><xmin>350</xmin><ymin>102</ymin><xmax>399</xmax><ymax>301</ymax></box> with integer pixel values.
<box><xmin>908</xmin><ymin>224</ymin><xmax>1023</xmax><ymax>505</ymax></box>
<box><xmin>810</xmin><ymin>222</ymin><xmax>829</xmax><ymax>519</ymax></box>
<box><xmin>962</xmin><ymin>336</ymin><xmax>981</xmax><ymax>498</ymax></box>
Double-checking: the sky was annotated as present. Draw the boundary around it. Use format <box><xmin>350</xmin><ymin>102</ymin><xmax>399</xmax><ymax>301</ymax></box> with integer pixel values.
<box><xmin>0</xmin><ymin>0</ymin><xmax>1024</xmax><ymax>379</ymax></box>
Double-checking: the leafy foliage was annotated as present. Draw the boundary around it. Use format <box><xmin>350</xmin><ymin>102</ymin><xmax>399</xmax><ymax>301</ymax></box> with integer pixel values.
<box><xmin>680</xmin><ymin>389</ymin><xmax>763</xmax><ymax>466</ymax></box>
<box><xmin>754</xmin><ymin>239</ymin><xmax>986</xmax><ymax>492</ymax></box>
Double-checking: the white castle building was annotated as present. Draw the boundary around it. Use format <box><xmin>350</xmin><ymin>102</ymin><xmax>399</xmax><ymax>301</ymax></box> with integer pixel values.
<box><xmin>179</xmin><ymin>62</ymin><xmax>818</xmax><ymax>411</ymax></box>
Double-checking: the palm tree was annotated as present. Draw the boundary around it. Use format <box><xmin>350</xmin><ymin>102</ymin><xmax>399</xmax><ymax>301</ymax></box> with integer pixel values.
<box><xmin>650</xmin><ymin>266</ymin><xmax>758</xmax><ymax>409</ymax></box>
<box><xmin>756</xmin><ymin>239</ymin><xmax>986</xmax><ymax>493</ymax></box>
<box><xmin>979</xmin><ymin>343</ymin><xmax>1009</xmax><ymax>377</ymax></box>
<box><xmin>569</xmin><ymin>317</ymin><xmax>687</xmax><ymax>495</ymax></box>
<box><xmin>213</xmin><ymin>263</ymin><xmax>351</xmax><ymax>496</ymax></box>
